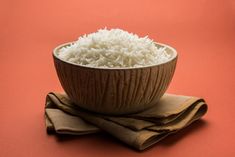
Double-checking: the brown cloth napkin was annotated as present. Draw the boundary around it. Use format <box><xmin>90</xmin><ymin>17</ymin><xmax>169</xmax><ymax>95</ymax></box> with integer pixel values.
<box><xmin>45</xmin><ymin>92</ymin><xmax>207</xmax><ymax>151</ymax></box>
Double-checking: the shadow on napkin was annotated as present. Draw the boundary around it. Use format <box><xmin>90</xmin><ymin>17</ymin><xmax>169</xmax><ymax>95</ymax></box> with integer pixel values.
<box><xmin>45</xmin><ymin>92</ymin><xmax>208</xmax><ymax>151</ymax></box>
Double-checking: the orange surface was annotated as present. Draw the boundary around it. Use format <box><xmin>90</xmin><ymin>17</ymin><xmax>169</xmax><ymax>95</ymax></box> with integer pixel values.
<box><xmin>1</xmin><ymin>0</ymin><xmax>235</xmax><ymax>156</ymax></box>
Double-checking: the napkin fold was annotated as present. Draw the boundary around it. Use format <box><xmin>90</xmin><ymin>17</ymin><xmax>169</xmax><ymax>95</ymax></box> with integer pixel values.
<box><xmin>45</xmin><ymin>92</ymin><xmax>207</xmax><ymax>151</ymax></box>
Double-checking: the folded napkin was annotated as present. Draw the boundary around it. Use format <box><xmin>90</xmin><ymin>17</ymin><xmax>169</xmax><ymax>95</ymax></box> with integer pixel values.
<box><xmin>45</xmin><ymin>92</ymin><xmax>207</xmax><ymax>151</ymax></box>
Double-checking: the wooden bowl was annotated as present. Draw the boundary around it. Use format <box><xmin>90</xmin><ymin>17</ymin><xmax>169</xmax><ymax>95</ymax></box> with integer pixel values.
<box><xmin>53</xmin><ymin>42</ymin><xmax>177</xmax><ymax>115</ymax></box>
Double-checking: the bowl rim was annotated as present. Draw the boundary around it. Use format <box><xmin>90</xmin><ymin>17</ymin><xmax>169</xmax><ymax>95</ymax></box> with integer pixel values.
<box><xmin>53</xmin><ymin>42</ymin><xmax>178</xmax><ymax>70</ymax></box>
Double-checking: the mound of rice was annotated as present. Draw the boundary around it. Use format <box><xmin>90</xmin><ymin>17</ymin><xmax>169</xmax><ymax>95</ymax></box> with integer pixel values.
<box><xmin>57</xmin><ymin>28</ymin><xmax>171</xmax><ymax>68</ymax></box>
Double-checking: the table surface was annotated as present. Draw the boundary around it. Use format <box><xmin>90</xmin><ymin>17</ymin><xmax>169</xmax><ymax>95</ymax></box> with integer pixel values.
<box><xmin>1</xmin><ymin>0</ymin><xmax>235</xmax><ymax>156</ymax></box>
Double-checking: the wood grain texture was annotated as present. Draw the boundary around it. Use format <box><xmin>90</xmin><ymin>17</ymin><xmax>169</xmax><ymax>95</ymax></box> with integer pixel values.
<box><xmin>53</xmin><ymin>43</ymin><xmax>177</xmax><ymax>115</ymax></box>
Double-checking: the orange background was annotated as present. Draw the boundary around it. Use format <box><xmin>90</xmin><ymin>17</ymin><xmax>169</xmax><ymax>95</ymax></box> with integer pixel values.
<box><xmin>1</xmin><ymin>0</ymin><xmax>235</xmax><ymax>156</ymax></box>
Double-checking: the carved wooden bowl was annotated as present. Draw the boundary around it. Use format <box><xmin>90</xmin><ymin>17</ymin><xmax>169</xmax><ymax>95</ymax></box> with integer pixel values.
<box><xmin>53</xmin><ymin>42</ymin><xmax>177</xmax><ymax>115</ymax></box>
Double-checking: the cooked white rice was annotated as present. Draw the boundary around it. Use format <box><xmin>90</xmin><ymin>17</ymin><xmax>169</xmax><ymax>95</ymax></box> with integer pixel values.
<box><xmin>57</xmin><ymin>28</ymin><xmax>171</xmax><ymax>68</ymax></box>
